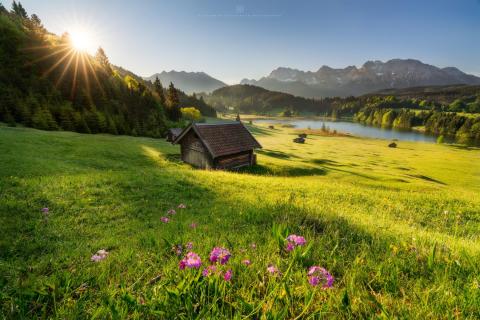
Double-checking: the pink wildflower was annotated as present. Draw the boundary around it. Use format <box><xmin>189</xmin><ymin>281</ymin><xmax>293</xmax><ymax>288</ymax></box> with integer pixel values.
<box><xmin>307</xmin><ymin>266</ymin><xmax>334</xmax><ymax>289</ymax></box>
<box><xmin>202</xmin><ymin>265</ymin><xmax>217</xmax><ymax>277</ymax></box>
<box><xmin>224</xmin><ymin>269</ymin><xmax>233</xmax><ymax>281</ymax></box>
<box><xmin>267</xmin><ymin>265</ymin><xmax>278</xmax><ymax>275</ymax></box>
<box><xmin>178</xmin><ymin>203</ymin><xmax>187</xmax><ymax>209</ymax></box>
<box><xmin>189</xmin><ymin>222</ymin><xmax>197</xmax><ymax>229</ymax></box>
<box><xmin>242</xmin><ymin>259</ymin><xmax>251</xmax><ymax>266</ymax></box>
<box><xmin>41</xmin><ymin>207</ymin><xmax>49</xmax><ymax>215</ymax></box>
<box><xmin>286</xmin><ymin>234</ymin><xmax>306</xmax><ymax>251</ymax></box>
<box><xmin>186</xmin><ymin>242</ymin><xmax>193</xmax><ymax>250</ymax></box>
<box><xmin>91</xmin><ymin>249</ymin><xmax>109</xmax><ymax>262</ymax></box>
<box><xmin>179</xmin><ymin>252</ymin><xmax>202</xmax><ymax>269</ymax></box>
<box><xmin>179</xmin><ymin>259</ymin><xmax>186</xmax><ymax>270</ymax></box>
<box><xmin>167</xmin><ymin>209</ymin><xmax>176</xmax><ymax>215</ymax></box>
<box><xmin>286</xmin><ymin>242</ymin><xmax>295</xmax><ymax>252</ymax></box>
<box><xmin>209</xmin><ymin>247</ymin><xmax>231</xmax><ymax>265</ymax></box>
<box><xmin>161</xmin><ymin>216</ymin><xmax>170</xmax><ymax>223</ymax></box>
<box><xmin>250</xmin><ymin>243</ymin><xmax>257</xmax><ymax>249</ymax></box>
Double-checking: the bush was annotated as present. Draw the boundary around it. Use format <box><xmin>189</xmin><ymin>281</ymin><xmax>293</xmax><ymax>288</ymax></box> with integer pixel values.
<box><xmin>180</xmin><ymin>107</ymin><xmax>201</xmax><ymax>121</ymax></box>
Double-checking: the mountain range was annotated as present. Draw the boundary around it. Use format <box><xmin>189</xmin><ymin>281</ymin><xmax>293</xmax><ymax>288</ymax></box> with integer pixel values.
<box><xmin>240</xmin><ymin>59</ymin><xmax>480</xmax><ymax>98</ymax></box>
<box><xmin>144</xmin><ymin>71</ymin><xmax>226</xmax><ymax>94</ymax></box>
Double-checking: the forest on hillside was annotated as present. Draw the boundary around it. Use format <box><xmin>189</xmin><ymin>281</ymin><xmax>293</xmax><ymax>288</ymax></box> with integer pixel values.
<box><xmin>0</xmin><ymin>2</ymin><xmax>215</xmax><ymax>137</ymax></box>
<box><xmin>206</xmin><ymin>83</ymin><xmax>480</xmax><ymax>142</ymax></box>
<box><xmin>204</xmin><ymin>84</ymin><xmax>336</xmax><ymax>115</ymax></box>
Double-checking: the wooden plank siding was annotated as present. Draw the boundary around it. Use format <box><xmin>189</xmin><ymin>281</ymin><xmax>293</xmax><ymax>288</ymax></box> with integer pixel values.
<box><xmin>215</xmin><ymin>151</ymin><xmax>253</xmax><ymax>169</ymax></box>
<box><xmin>180</xmin><ymin>130</ymin><xmax>213</xmax><ymax>169</ymax></box>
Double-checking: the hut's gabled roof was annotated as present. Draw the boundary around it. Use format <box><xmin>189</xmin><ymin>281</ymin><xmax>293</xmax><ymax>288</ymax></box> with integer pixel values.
<box><xmin>166</xmin><ymin>128</ymin><xmax>183</xmax><ymax>143</ymax></box>
<box><xmin>168</xmin><ymin>128</ymin><xmax>183</xmax><ymax>137</ymax></box>
<box><xmin>173</xmin><ymin>122</ymin><xmax>262</xmax><ymax>158</ymax></box>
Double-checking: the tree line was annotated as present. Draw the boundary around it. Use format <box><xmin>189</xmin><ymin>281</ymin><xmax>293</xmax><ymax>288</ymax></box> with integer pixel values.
<box><xmin>0</xmin><ymin>2</ymin><xmax>215</xmax><ymax>137</ymax></box>
<box><xmin>354</xmin><ymin>106</ymin><xmax>480</xmax><ymax>143</ymax></box>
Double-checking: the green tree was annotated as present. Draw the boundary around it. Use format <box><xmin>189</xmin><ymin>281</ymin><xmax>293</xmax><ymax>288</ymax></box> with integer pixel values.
<box><xmin>0</xmin><ymin>2</ymin><xmax>7</xmax><ymax>14</ymax></box>
<box><xmin>95</xmin><ymin>47</ymin><xmax>113</xmax><ymax>75</ymax></box>
<box><xmin>32</xmin><ymin>107</ymin><xmax>58</xmax><ymax>130</ymax></box>
<box><xmin>448</xmin><ymin>99</ymin><xmax>466</xmax><ymax>112</ymax></box>
<box><xmin>153</xmin><ymin>76</ymin><xmax>165</xmax><ymax>105</ymax></box>
<box><xmin>166</xmin><ymin>82</ymin><xmax>181</xmax><ymax>121</ymax></box>
<box><xmin>11</xmin><ymin>1</ymin><xmax>27</xmax><ymax>18</ymax></box>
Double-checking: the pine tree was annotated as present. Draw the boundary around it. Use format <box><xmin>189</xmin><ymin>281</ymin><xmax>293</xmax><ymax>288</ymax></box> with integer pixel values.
<box><xmin>12</xmin><ymin>1</ymin><xmax>28</xmax><ymax>18</ymax></box>
<box><xmin>0</xmin><ymin>2</ymin><xmax>7</xmax><ymax>14</ymax></box>
<box><xmin>4</xmin><ymin>111</ymin><xmax>16</xmax><ymax>127</ymax></box>
<box><xmin>166</xmin><ymin>82</ymin><xmax>181</xmax><ymax>121</ymax></box>
<box><xmin>153</xmin><ymin>76</ymin><xmax>165</xmax><ymax>105</ymax></box>
<box><xmin>74</xmin><ymin>112</ymin><xmax>90</xmax><ymax>133</ymax></box>
<box><xmin>95</xmin><ymin>47</ymin><xmax>113</xmax><ymax>75</ymax></box>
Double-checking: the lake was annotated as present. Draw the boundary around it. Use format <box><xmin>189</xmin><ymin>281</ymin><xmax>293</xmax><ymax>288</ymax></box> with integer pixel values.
<box><xmin>253</xmin><ymin>119</ymin><xmax>441</xmax><ymax>143</ymax></box>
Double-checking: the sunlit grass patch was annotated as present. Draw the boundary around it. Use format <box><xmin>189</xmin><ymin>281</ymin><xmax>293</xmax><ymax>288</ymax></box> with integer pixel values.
<box><xmin>1</xmin><ymin>126</ymin><xmax>479</xmax><ymax>318</ymax></box>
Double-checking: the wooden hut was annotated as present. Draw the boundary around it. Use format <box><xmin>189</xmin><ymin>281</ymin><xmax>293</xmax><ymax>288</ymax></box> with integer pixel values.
<box><xmin>166</xmin><ymin>128</ymin><xmax>183</xmax><ymax>143</ymax></box>
<box><xmin>173</xmin><ymin>122</ymin><xmax>262</xmax><ymax>170</ymax></box>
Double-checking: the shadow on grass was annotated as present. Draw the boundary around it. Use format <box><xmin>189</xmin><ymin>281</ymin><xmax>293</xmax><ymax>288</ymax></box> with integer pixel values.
<box><xmin>257</xmin><ymin>149</ymin><xmax>298</xmax><ymax>160</ymax></box>
<box><xmin>310</xmin><ymin>158</ymin><xmax>339</xmax><ymax>166</ymax></box>
<box><xmin>238</xmin><ymin>164</ymin><xmax>327</xmax><ymax>177</ymax></box>
<box><xmin>448</xmin><ymin>144</ymin><xmax>480</xmax><ymax>151</ymax></box>
<box><xmin>407</xmin><ymin>174</ymin><xmax>446</xmax><ymax>185</ymax></box>
<box><xmin>309</xmin><ymin>158</ymin><xmax>379</xmax><ymax>181</ymax></box>
<box><xmin>244</xmin><ymin>124</ymin><xmax>273</xmax><ymax>136</ymax></box>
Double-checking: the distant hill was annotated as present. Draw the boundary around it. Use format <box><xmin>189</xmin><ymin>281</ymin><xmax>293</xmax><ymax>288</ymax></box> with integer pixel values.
<box><xmin>144</xmin><ymin>71</ymin><xmax>226</xmax><ymax>94</ymax></box>
<box><xmin>370</xmin><ymin>84</ymin><xmax>480</xmax><ymax>105</ymax></box>
<box><xmin>241</xmin><ymin>59</ymin><xmax>480</xmax><ymax>98</ymax></box>
<box><xmin>204</xmin><ymin>84</ymin><xmax>332</xmax><ymax>114</ymax></box>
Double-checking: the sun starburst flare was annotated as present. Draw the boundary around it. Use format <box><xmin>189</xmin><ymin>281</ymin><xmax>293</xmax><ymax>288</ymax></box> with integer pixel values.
<box><xmin>22</xmin><ymin>23</ymin><xmax>106</xmax><ymax>101</ymax></box>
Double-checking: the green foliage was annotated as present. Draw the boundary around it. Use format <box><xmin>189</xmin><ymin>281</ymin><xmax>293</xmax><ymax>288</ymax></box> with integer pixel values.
<box><xmin>448</xmin><ymin>99</ymin><xmax>466</xmax><ymax>112</ymax></box>
<box><xmin>205</xmin><ymin>84</ymin><xmax>333</xmax><ymax>115</ymax></box>
<box><xmin>153</xmin><ymin>76</ymin><xmax>165</xmax><ymax>106</ymax></box>
<box><xmin>165</xmin><ymin>82</ymin><xmax>181</xmax><ymax>121</ymax></box>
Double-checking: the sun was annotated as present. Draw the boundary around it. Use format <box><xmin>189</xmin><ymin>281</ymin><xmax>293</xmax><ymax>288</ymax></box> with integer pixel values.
<box><xmin>70</xmin><ymin>29</ymin><xmax>93</xmax><ymax>52</ymax></box>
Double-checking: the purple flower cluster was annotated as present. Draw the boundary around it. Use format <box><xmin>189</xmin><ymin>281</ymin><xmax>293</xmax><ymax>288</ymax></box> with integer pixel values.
<box><xmin>161</xmin><ymin>216</ymin><xmax>170</xmax><ymax>223</ymax></box>
<box><xmin>179</xmin><ymin>252</ymin><xmax>202</xmax><ymax>269</ymax></box>
<box><xmin>91</xmin><ymin>249</ymin><xmax>109</xmax><ymax>262</ymax></box>
<box><xmin>223</xmin><ymin>269</ymin><xmax>233</xmax><ymax>281</ymax></box>
<box><xmin>307</xmin><ymin>266</ymin><xmax>334</xmax><ymax>289</ymax></box>
<box><xmin>267</xmin><ymin>265</ymin><xmax>279</xmax><ymax>275</ymax></box>
<box><xmin>286</xmin><ymin>234</ymin><xmax>307</xmax><ymax>251</ymax></box>
<box><xmin>202</xmin><ymin>265</ymin><xmax>217</xmax><ymax>277</ymax></box>
<box><xmin>209</xmin><ymin>247</ymin><xmax>231</xmax><ymax>265</ymax></box>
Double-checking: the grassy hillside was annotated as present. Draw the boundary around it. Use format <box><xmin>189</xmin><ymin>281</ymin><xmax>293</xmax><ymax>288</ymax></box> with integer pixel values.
<box><xmin>1</xmin><ymin>125</ymin><xmax>480</xmax><ymax>318</ymax></box>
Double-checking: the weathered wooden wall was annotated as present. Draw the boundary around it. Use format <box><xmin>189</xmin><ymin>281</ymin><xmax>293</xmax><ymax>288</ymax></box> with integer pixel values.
<box><xmin>215</xmin><ymin>151</ymin><xmax>253</xmax><ymax>169</ymax></box>
<box><xmin>180</xmin><ymin>131</ymin><xmax>213</xmax><ymax>169</ymax></box>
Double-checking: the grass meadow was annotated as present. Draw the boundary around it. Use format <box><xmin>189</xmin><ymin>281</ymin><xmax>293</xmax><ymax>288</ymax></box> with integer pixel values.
<box><xmin>1</xmin><ymin>124</ymin><xmax>480</xmax><ymax>319</ymax></box>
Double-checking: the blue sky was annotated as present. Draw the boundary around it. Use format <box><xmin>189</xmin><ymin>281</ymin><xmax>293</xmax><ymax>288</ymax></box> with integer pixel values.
<box><xmin>11</xmin><ymin>0</ymin><xmax>480</xmax><ymax>84</ymax></box>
